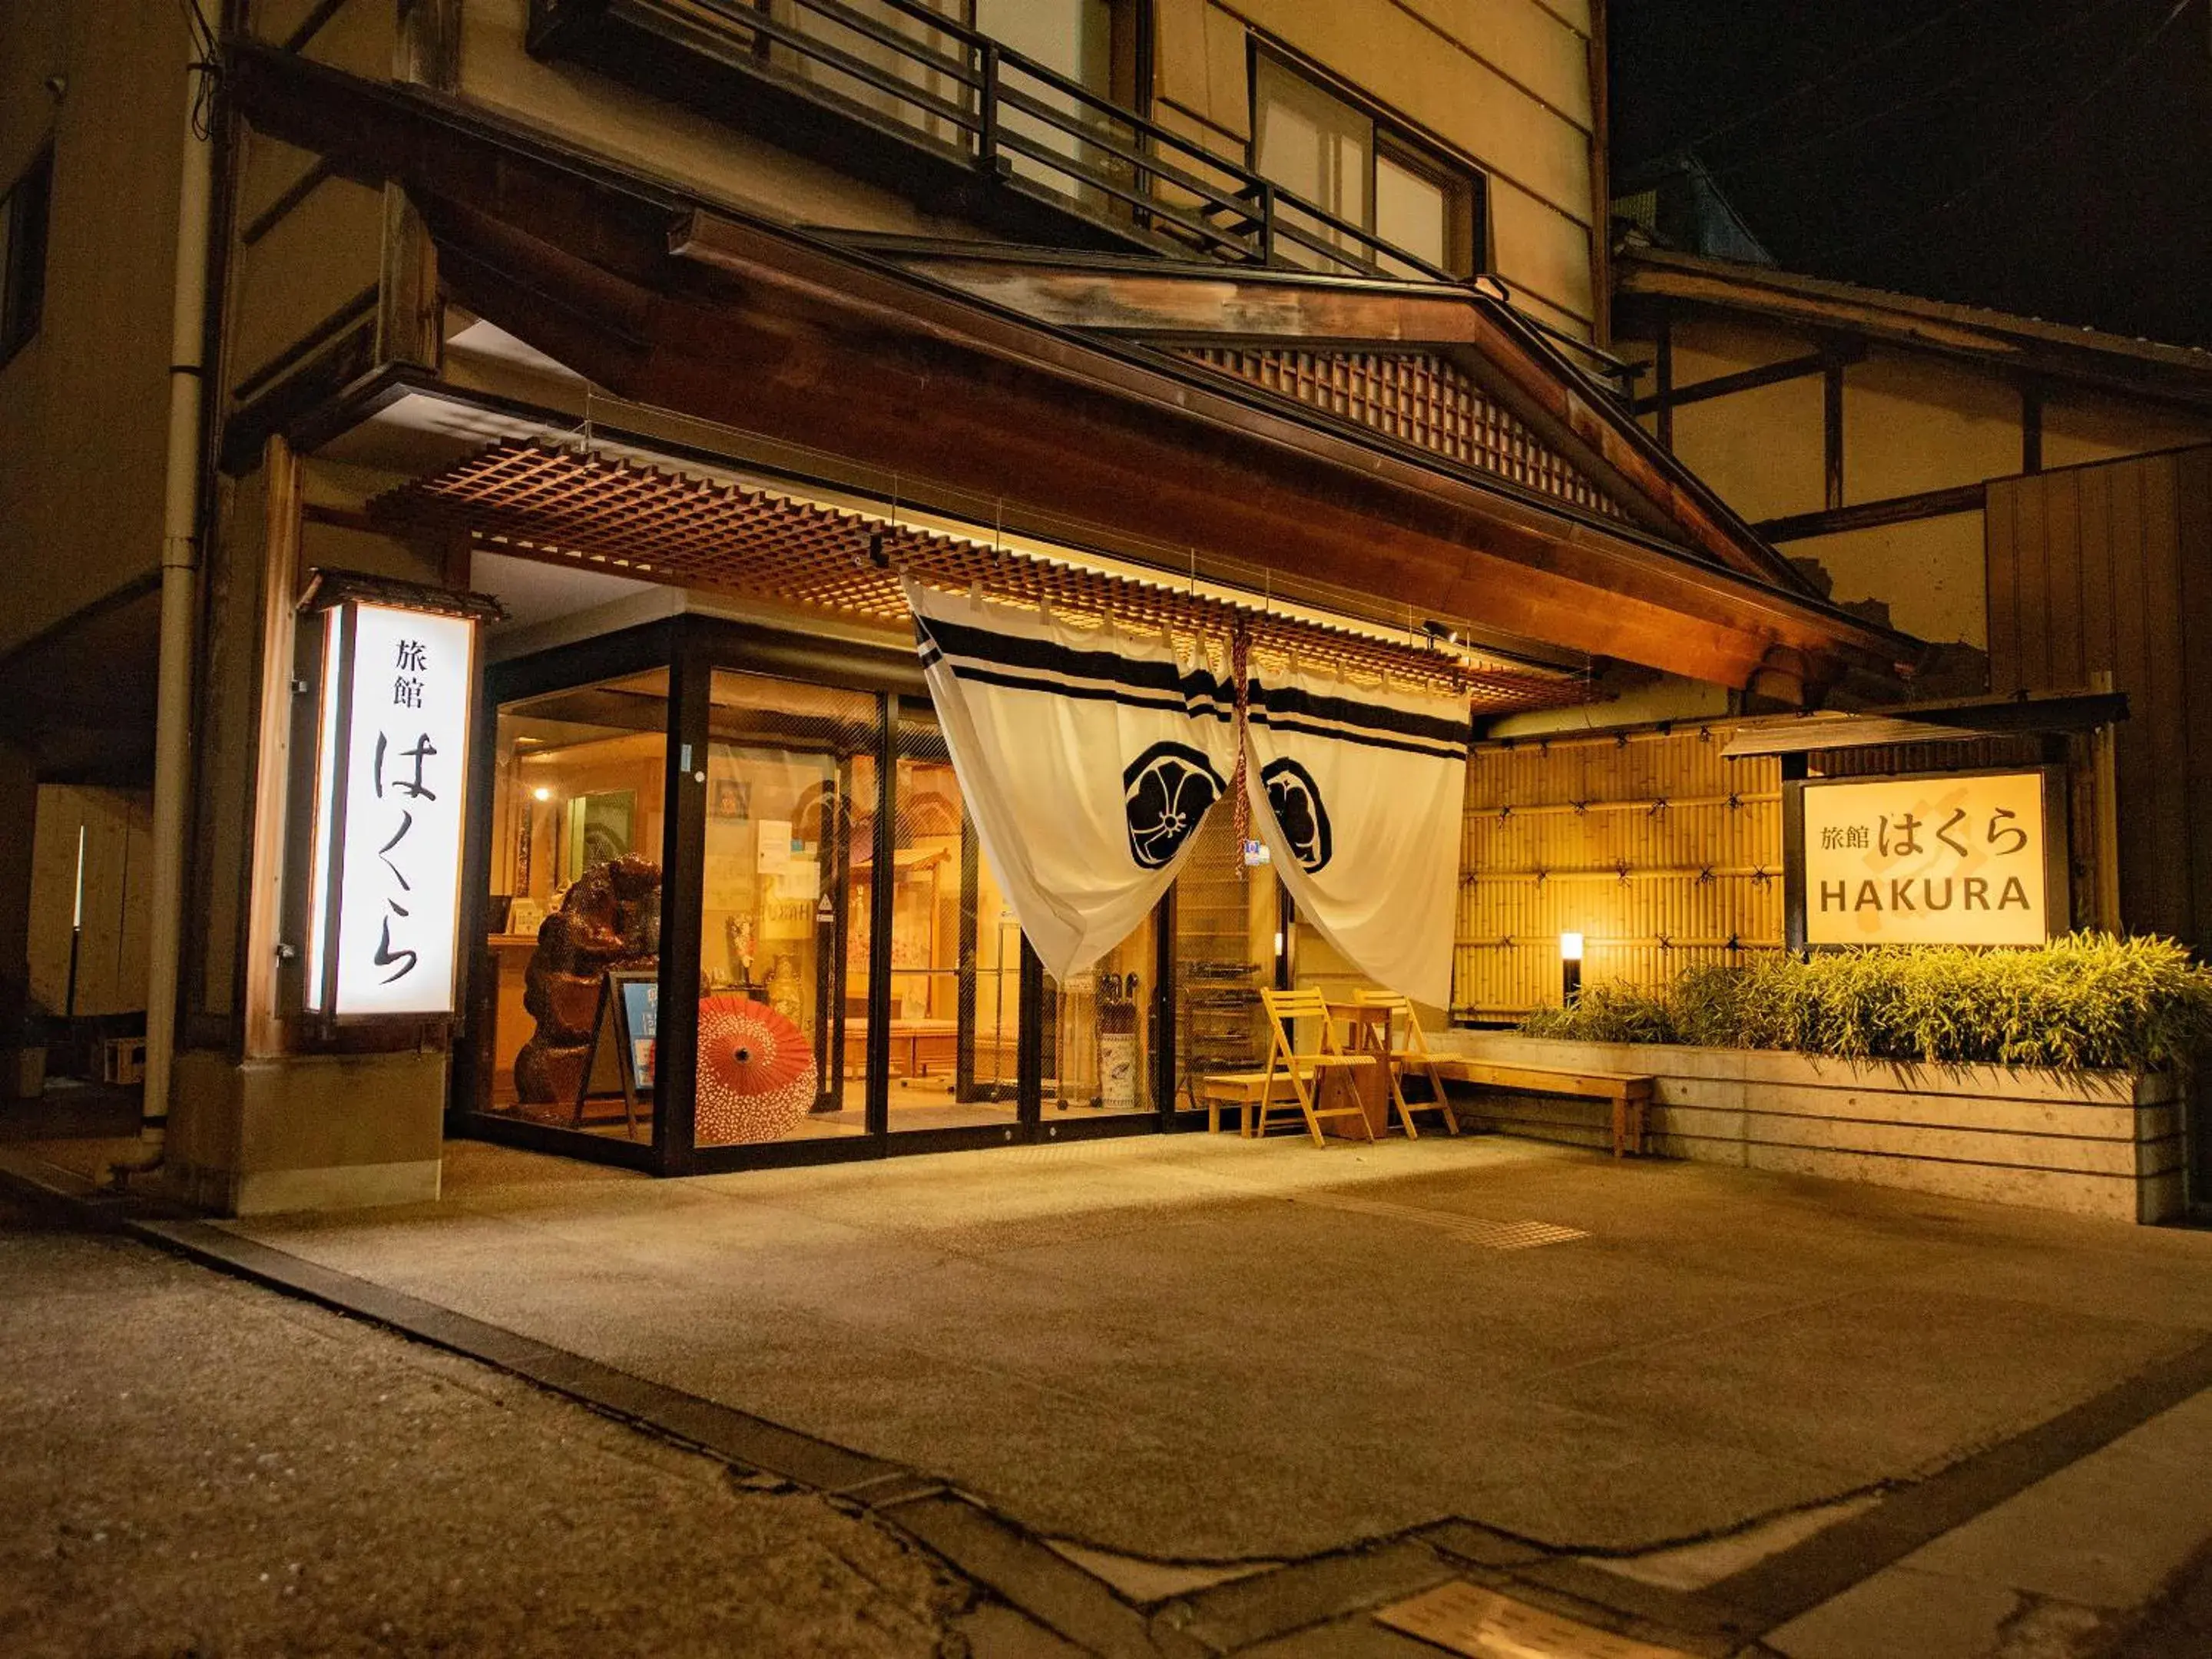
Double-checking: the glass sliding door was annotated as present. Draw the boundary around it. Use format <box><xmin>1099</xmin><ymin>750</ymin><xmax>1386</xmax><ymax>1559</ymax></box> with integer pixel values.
<box><xmin>478</xmin><ymin>669</ymin><xmax>670</xmax><ymax>1153</ymax></box>
<box><xmin>880</xmin><ymin>698</ymin><xmax>1022</xmax><ymax>1135</ymax></box>
<box><xmin>692</xmin><ymin>670</ymin><xmax>882</xmax><ymax>1148</ymax></box>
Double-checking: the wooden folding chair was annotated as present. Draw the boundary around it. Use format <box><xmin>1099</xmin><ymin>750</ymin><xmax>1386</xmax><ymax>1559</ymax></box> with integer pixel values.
<box><xmin>1254</xmin><ymin>988</ymin><xmax>1376</xmax><ymax>1147</ymax></box>
<box><xmin>1353</xmin><ymin>990</ymin><xmax>1461</xmax><ymax>1140</ymax></box>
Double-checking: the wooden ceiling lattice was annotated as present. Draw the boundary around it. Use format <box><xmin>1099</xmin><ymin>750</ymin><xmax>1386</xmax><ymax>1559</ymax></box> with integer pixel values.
<box><xmin>1181</xmin><ymin>347</ymin><xmax>1632</xmax><ymax>525</ymax></box>
<box><xmin>372</xmin><ymin>441</ymin><xmax>1589</xmax><ymax>711</ymax></box>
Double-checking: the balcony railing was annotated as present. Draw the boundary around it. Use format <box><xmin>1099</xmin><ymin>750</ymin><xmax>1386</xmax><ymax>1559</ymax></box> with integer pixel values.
<box><xmin>528</xmin><ymin>0</ymin><xmax>1628</xmax><ymax>386</ymax></box>
<box><xmin>534</xmin><ymin>0</ymin><xmax>1469</xmax><ymax>277</ymax></box>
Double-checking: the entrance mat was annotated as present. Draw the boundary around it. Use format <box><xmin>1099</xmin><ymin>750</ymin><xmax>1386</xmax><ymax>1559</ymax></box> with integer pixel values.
<box><xmin>1377</xmin><ymin>1581</ymin><xmax>1697</xmax><ymax>1658</ymax></box>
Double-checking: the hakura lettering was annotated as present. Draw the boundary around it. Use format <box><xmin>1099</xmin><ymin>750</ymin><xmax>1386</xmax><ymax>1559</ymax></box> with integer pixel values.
<box><xmin>1817</xmin><ymin>876</ymin><xmax>2033</xmax><ymax>915</ymax></box>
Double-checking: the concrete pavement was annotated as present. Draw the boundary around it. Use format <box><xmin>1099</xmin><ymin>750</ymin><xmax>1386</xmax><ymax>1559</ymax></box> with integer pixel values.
<box><xmin>223</xmin><ymin>1134</ymin><xmax>2212</xmax><ymax>1563</ymax></box>
<box><xmin>0</xmin><ymin>1194</ymin><xmax>975</xmax><ymax>1657</ymax></box>
<box><xmin>15</xmin><ymin>1128</ymin><xmax>2212</xmax><ymax>1653</ymax></box>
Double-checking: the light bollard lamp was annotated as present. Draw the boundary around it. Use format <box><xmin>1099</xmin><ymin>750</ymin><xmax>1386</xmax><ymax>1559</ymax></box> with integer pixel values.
<box><xmin>1559</xmin><ymin>931</ymin><xmax>1584</xmax><ymax>1005</ymax></box>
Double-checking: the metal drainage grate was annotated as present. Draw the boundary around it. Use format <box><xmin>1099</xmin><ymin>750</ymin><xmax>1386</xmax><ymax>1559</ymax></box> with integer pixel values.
<box><xmin>1376</xmin><ymin>1581</ymin><xmax>1694</xmax><ymax>1657</ymax></box>
<box><xmin>1290</xmin><ymin>1192</ymin><xmax>1588</xmax><ymax>1250</ymax></box>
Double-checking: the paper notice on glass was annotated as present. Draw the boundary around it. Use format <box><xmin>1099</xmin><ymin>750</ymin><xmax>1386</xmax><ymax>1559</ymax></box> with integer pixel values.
<box><xmin>756</xmin><ymin>820</ymin><xmax>792</xmax><ymax>874</ymax></box>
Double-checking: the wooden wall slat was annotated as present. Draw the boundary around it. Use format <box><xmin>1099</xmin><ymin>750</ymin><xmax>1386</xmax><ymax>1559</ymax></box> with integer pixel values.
<box><xmin>1987</xmin><ymin>449</ymin><xmax>2212</xmax><ymax>951</ymax></box>
<box><xmin>2044</xmin><ymin>467</ymin><xmax>2085</xmax><ymax>687</ymax></box>
<box><xmin>2078</xmin><ymin>464</ymin><xmax>2115</xmax><ymax>682</ymax></box>
<box><xmin>2015</xmin><ymin>474</ymin><xmax>2051</xmax><ymax>691</ymax></box>
<box><xmin>2105</xmin><ymin>462</ymin><xmax>2159</xmax><ymax>937</ymax></box>
<box><xmin>1986</xmin><ymin>482</ymin><xmax>2020</xmax><ymax>690</ymax></box>
<box><xmin>2177</xmin><ymin>449</ymin><xmax>2212</xmax><ymax>953</ymax></box>
<box><xmin>2138</xmin><ymin>455</ymin><xmax>2191</xmax><ymax>941</ymax></box>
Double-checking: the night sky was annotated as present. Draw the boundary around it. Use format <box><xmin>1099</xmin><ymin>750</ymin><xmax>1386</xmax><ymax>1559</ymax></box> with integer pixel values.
<box><xmin>1608</xmin><ymin>0</ymin><xmax>2212</xmax><ymax>347</ymax></box>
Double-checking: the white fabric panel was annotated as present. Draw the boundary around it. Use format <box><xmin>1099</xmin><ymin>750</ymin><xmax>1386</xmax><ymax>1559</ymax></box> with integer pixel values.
<box><xmin>1243</xmin><ymin>666</ymin><xmax>1470</xmax><ymax>1008</ymax></box>
<box><xmin>907</xmin><ymin>581</ymin><xmax>1236</xmax><ymax>981</ymax></box>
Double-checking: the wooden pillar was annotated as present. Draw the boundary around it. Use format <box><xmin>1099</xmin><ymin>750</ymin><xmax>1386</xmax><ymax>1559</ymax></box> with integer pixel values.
<box><xmin>1823</xmin><ymin>349</ymin><xmax>1846</xmax><ymax>512</ymax></box>
<box><xmin>241</xmin><ymin>434</ymin><xmax>304</xmax><ymax>1059</ymax></box>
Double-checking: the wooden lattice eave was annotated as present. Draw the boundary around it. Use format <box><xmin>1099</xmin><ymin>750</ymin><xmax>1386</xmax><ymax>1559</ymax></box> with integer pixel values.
<box><xmin>373</xmin><ymin>439</ymin><xmax>1591</xmax><ymax>714</ymax></box>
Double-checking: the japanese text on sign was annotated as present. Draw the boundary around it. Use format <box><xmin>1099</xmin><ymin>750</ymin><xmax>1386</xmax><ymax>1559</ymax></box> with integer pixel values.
<box><xmin>1800</xmin><ymin>772</ymin><xmax>2052</xmax><ymax>947</ymax></box>
<box><xmin>306</xmin><ymin>601</ymin><xmax>476</xmax><ymax>1017</ymax></box>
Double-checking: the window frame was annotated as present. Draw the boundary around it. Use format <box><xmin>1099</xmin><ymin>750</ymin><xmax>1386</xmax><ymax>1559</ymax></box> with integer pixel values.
<box><xmin>0</xmin><ymin>142</ymin><xmax>53</xmax><ymax>368</ymax></box>
<box><xmin>1246</xmin><ymin>44</ymin><xmax>1486</xmax><ymax>280</ymax></box>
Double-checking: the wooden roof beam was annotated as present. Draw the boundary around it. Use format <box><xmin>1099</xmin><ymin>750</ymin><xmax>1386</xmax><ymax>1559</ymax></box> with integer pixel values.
<box><xmin>220</xmin><ymin>40</ymin><xmax>1922</xmax><ymax>700</ymax></box>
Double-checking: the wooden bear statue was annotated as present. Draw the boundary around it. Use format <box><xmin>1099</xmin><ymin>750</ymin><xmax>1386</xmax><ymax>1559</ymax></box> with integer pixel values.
<box><xmin>512</xmin><ymin>853</ymin><xmax>661</xmax><ymax>1114</ymax></box>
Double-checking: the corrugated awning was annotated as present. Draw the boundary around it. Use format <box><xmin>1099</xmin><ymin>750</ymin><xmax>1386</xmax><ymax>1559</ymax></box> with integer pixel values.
<box><xmin>370</xmin><ymin>439</ymin><xmax>1591</xmax><ymax>714</ymax></box>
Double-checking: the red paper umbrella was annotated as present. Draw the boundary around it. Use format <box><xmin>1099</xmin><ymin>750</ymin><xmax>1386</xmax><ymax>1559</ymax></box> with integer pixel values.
<box><xmin>694</xmin><ymin>995</ymin><xmax>820</xmax><ymax>1145</ymax></box>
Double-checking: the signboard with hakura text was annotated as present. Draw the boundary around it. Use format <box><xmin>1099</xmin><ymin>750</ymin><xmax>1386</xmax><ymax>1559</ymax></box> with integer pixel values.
<box><xmin>305</xmin><ymin>597</ymin><xmax>479</xmax><ymax>1018</ymax></box>
<box><xmin>1792</xmin><ymin>769</ymin><xmax>2067</xmax><ymax>949</ymax></box>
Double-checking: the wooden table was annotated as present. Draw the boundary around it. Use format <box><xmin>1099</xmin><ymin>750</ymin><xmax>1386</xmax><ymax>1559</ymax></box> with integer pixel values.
<box><xmin>1319</xmin><ymin>999</ymin><xmax>1396</xmax><ymax>1139</ymax></box>
<box><xmin>842</xmin><ymin>1018</ymin><xmax>961</xmax><ymax>1078</ymax></box>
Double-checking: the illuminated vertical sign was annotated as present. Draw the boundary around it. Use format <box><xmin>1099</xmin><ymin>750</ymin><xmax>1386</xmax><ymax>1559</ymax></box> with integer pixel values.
<box><xmin>305</xmin><ymin>600</ymin><xmax>478</xmax><ymax>1018</ymax></box>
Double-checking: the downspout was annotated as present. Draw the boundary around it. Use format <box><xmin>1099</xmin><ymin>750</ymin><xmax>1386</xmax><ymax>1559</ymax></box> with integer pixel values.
<box><xmin>114</xmin><ymin>38</ymin><xmax>217</xmax><ymax>1183</ymax></box>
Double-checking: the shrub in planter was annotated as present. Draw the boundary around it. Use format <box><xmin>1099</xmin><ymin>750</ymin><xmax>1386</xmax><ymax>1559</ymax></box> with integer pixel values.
<box><xmin>1519</xmin><ymin>934</ymin><xmax>2212</xmax><ymax>1071</ymax></box>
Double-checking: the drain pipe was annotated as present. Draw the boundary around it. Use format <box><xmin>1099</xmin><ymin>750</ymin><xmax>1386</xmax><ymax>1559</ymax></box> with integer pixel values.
<box><xmin>114</xmin><ymin>45</ymin><xmax>217</xmax><ymax>1184</ymax></box>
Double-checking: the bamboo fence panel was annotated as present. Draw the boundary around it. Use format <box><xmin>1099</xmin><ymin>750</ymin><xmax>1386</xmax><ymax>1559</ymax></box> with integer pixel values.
<box><xmin>1455</xmin><ymin>724</ymin><xmax>1783</xmax><ymax>1018</ymax></box>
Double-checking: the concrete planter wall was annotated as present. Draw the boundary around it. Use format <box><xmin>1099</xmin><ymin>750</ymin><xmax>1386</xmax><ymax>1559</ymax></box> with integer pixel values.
<box><xmin>1430</xmin><ymin>1029</ymin><xmax>2187</xmax><ymax>1225</ymax></box>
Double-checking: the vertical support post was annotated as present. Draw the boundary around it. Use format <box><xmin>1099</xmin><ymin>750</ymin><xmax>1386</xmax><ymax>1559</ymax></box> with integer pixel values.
<box><xmin>2022</xmin><ymin>382</ymin><xmax>2045</xmax><ymax>475</ymax></box>
<box><xmin>955</xmin><ymin>806</ymin><xmax>979</xmax><ymax>1103</ymax></box>
<box><xmin>450</xmin><ymin>601</ymin><xmax>502</xmax><ymax>1126</ymax></box>
<box><xmin>2091</xmin><ymin>675</ymin><xmax>2122</xmax><ymax>933</ymax></box>
<box><xmin>654</xmin><ymin>627</ymin><xmax>709</xmax><ymax>1174</ymax></box>
<box><xmin>1653</xmin><ymin>306</ymin><xmax>1674</xmax><ymax>453</ymax></box>
<box><xmin>1823</xmin><ymin>351</ymin><xmax>1846</xmax><ymax>512</ymax></box>
<box><xmin>828</xmin><ymin>753</ymin><xmax>854</xmax><ymax>1111</ymax></box>
<box><xmin>1152</xmin><ymin>886</ymin><xmax>1177</xmax><ymax>1116</ymax></box>
<box><xmin>810</xmin><ymin>763</ymin><xmax>839</xmax><ymax>1111</ymax></box>
<box><xmin>1017</xmin><ymin>934</ymin><xmax>1044</xmax><ymax>1130</ymax></box>
<box><xmin>976</xmin><ymin>40</ymin><xmax>1002</xmax><ymax>176</ymax></box>
<box><xmin>242</xmin><ymin>435</ymin><xmax>303</xmax><ymax>1058</ymax></box>
<box><xmin>375</xmin><ymin>186</ymin><xmax>440</xmax><ymax>374</ymax></box>
<box><xmin>865</xmin><ymin>695</ymin><xmax>896</xmax><ymax>1136</ymax></box>
<box><xmin>1781</xmin><ymin>753</ymin><xmax>1810</xmax><ymax>958</ymax></box>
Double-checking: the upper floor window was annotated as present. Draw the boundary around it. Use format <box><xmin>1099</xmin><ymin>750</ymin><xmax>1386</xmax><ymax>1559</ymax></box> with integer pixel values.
<box><xmin>0</xmin><ymin>144</ymin><xmax>53</xmax><ymax>366</ymax></box>
<box><xmin>1251</xmin><ymin>52</ymin><xmax>1482</xmax><ymax>280</ymax></box>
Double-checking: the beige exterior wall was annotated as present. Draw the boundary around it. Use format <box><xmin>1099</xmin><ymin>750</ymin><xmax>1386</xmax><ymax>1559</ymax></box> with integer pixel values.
<box><xmin>1790</xmin><ymin>512</ymin><xmax>1988</xmax><ymax>652</ymax></box>
<box><xmin>452</xmin><ymin>2</ymin><xmax>1604</xmax><ymax>335</ymax></box>
<box><xmin>1665</xmin><ymin>374</ymin><xmax>1825</xmax><ymax>525</ymax></box>
<box><xmin>1156</xmin><ymin>0</ymin><xmax>1601</xmax><ymax>333</ymax></box>
<box><xmin>27</xmin><ymin>786</ymin><xmax>153</xmax><ymax>1020</ymax></box>
<box><xmin>455</xmin><ymin>3</ymin><xmax>981</xmax><ymax>240</ymax></box>
<box><xmin>0</xmin><ymin>1</ymin><xmax>186</xmax><ymax>660</ymax></box>
<box><xmin>1621</xmin><ymin>308</ymin><xmax>2212</xmax><ymax>654</ymax></box>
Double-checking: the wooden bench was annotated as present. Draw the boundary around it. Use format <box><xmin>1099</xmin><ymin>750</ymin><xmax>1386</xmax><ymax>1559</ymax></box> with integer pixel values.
<box><xmin>1193</xmin><ymin>1070</ymin><xmax>1303</xmax><ymax>1137</ymax></box>
<box><xmin>1430</xmin><ymin>1058</ymin><xmax>1654</xmax><ymax>1158</ymax></box>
